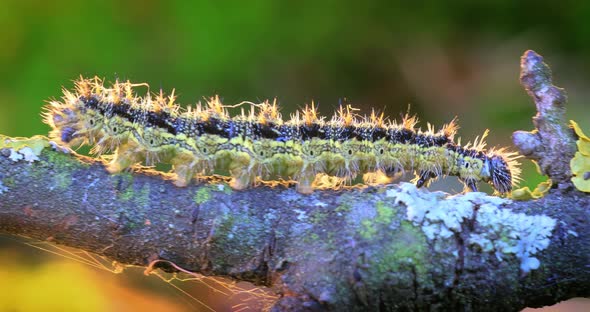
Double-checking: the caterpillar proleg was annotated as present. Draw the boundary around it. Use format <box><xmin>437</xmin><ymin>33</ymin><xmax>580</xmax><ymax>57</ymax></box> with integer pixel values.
<box><xmin>43</xmin><ymin>77</ymin><xmax>521</xmax><ymax>194</ymax></box>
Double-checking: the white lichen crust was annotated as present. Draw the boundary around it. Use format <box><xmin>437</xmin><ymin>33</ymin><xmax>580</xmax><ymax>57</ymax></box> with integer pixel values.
<box><xmin>1</xmin><ymin>136</ymin><xmax>49</xmax><ymax>163</ymax></box>
<box><xmin>0</xmin><ymin>181</ymin><xmax>7</xmax><ymax>194</ymax></box>
<box><xmin>387</xmin><ymin>183</ymin><xmax>556</xmax><ymax>273</ymax></box>
<box><xmin>9</xmin><ymin>147</ymin><xmax>40</xmax><ymax>163</ymax></box>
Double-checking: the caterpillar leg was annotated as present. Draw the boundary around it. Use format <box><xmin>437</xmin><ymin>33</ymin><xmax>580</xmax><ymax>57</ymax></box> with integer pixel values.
<box><xmin>414</xmin><ymin>170</ymin><xmax>437</xmax><ymax>188</ymax></box>
<box><xmin>362</xmin><ymin>170</ymin><xmax>393</xmax><ymax>186</ymax></box>
<box><xmin>296</xmin><ymin>168</ymin><xmax>316</xmax><ymax>194</ymax></box>
<box><xmin>229</xmin><ymin>167</ymin><xmax>256</xmax><ymax>190</ymax></box>
<box><xmin>312</xmin><ymin>173</ymin><xmax>347</xmax><ymax>191</ymax></box>
<box><xmin>173</xmin><ymin>162</ymin><xmax>197</xmax><ymax>187</ymax></box>
<box><xmin>106</xmin><ymin>142</ymin><xmax>144</xmax><ymax>173</ymax></box>
<box><xmin>463</xmin><ymin>179</ymin><xmax>478</xmax><ymax>192</ymax></box>
<box><xmin>171</xmin><ymin>152</ymin><xmax>197</xmax><ymax>187</ymax></box>
<box><xmin>228</xmin><ymin>152</ymin><xmax>255</xmax><ymax>190</ymax></box>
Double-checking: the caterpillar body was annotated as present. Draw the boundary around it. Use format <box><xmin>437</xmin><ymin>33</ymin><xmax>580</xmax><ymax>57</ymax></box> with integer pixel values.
<box><xmin>43</xmin><ymin>77</ymin><xmax>521</xmax><ymax>194</ymax></box>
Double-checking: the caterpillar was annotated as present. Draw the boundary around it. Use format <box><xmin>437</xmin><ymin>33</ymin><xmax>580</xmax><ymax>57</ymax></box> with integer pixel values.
<box><xmin>42</xmin><ymin>76</ymin><xmax>521</xmax><ymax>194</ymax></box>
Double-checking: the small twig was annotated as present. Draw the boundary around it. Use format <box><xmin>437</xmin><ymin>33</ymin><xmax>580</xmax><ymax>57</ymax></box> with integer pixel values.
<box><xmin>513</xmin><ymin>50</ymin><xmax>577</xmax><ymax>188</ymax></box>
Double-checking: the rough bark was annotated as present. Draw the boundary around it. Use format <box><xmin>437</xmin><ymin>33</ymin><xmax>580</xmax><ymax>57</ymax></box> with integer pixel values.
<box><xmin>0</xmin><ymin>50</ymin><xmax>588</xmax><ymax>311</ymax></box>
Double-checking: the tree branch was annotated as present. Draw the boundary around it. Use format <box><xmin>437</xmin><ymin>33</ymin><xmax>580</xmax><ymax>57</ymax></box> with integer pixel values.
<box><xmin>1</xmin><ymin>50</ymin><xmax>588</xmax><ymax>311</ymax></box>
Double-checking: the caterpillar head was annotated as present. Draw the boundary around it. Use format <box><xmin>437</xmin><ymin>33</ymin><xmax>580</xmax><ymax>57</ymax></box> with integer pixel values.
<box><xmin>59</xmin><ymin>126</ymin><xmax>79</xmax><ymax>144</ymax></box>
<box><xmin>482</xmin><ymin>154</ymin><xmax>513</xmax><ymax>194</ymax></box>
<box><xmin>43</xmin><ymin>102</ymin><xmax>83</xmax><ymax>145</ymax></box>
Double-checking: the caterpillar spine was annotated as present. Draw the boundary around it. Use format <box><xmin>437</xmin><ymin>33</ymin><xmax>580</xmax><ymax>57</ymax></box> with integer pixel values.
<box><xmin>43</xmin><ymin>76</ymin><xmax>521</xmax><ymax>194</ymax></box>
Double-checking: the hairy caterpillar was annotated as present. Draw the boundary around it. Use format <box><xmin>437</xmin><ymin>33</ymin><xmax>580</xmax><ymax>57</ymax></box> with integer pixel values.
<box><xmin>43</xmin><ymin>77</ymin><xmax>521</xmax><ymax>194</ymax></box>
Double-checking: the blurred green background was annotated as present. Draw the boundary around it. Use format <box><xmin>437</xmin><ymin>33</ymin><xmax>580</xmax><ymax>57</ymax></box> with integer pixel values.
<box><xmin>1</xmin><ymin>0</ymin><xmax>589</xmax><ymax>311</ymax></box>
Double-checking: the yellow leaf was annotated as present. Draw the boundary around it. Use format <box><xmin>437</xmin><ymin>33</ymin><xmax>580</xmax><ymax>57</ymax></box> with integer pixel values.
<box><xmin>531</xmin><ymin>179</ymin><xmax>552</xmax><ymax>197</ymax></box>
<box><xmin>572</xmin><ymin>175</ymin><xmax>590</xmax><ymax>192</ymax></box>
<box><xmin>0</xmin><ymin>135</ymin><xmax>49</xmax><ymax>155</ymax></box>
<box><xmin>570</xmin><ymin>152</ymin><xmax>590</xmax><ymax>174</ymax></box>
<box><xmin>570</xmin><ymin>120</ymin><xmax>590</xmax><ymax>141</ymax></box>
<box><xmin>511</xmin><ymin>187</ymin><xmax>534</xmax><ymax>200</ymax></box>
<box><xmin>510</xmin><ymin>179</ymin><xmax>552</xmax><ymax>200</ymax></box>
<box><xmin>577</xmin><ymin>139</ymin><xmax>590</xmax><ymax>156</ymax></box>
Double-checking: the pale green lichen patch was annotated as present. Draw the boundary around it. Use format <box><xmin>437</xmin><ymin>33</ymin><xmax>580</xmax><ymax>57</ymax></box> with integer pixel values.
<box><xmin>357</xmin><ymin>201</ymin><xmax>397</xmax><ymax>240</ymax></box>
<box><xmin>1</xmin><ymin>135</ymin><xmax>50</xmax><ymax>162</ymax></box>
<box><xmin>114</xmin><ymin>177</ymin><xmax>150</xmax><ymax>228</ymax></box>
<box><xmin>0</xmin><ymin>136</ymin><xmax>86</xmax><ymax>192</ymax></box>
<box><xmin>375</xmin><ymin>201</ymin><xmax>395</xmax><ymax>224</ymax></box>
<box><xmin>118</xmin><ymin>185</ymin><xmax>135</xmax><ymax>201</ymax></box>
<box><xmin>118</xmin><ymin>182</ymin><xmax>151</xmax><ymax>209</ymax></box>
<box><xmin>389</xmin><ymin>221</ymin><xmax>429</xmax><ymax>275</ymax></box>
<box><xmin>309</xmin><ymin>210</ymin><xmax>329</xmax><ymax>224</ymax></box>
<box><xmin>193</xmin><ymin>184</ymin><xmax>230</xmax><ymax>206</ymax></box>
<box><xmin>114</xmin><ymin>183</ymin><xmax>151</xmax><ymax>231</ymax></box>
<box><xmin>193</xmin><ymin>187</ymin><xmax>212</xmax><ymax>204</ymax></box>
<box><xmin>334</xmin><ymin>203</ymin><xmax>351</xmax><ymax>213</ymax></box>
<box><xmin>135</xmin><ymin>184</ymin><xmax>151</xmax><ymax>207</ymax></box>
<box><xmin>2</xmin><ymin>177</ymin><xmax>15</xmax><ymax>187</ymax></box>
<box><xmin>360</xmin><ymin>219</ymin><xmax>377</xmax><ymax>239</ymax></box>
<box><xmin>365</xmin><ymin>220</ymin><xmax>430</xmax><ymax>286</ymax></box>
<box><xmin>387</xmin><ymin>183</ymin><xmax>557</xmax><ymax>273</ymax></box>
<box><xmin>208</xmin><ymin>207</ymin><xmax>282</xmax><ymax>273</ymax></box>
<box><xmin>52</xmin><ymin>172</ymin><xmax>73</xmax><ymax>190</ymax></box>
